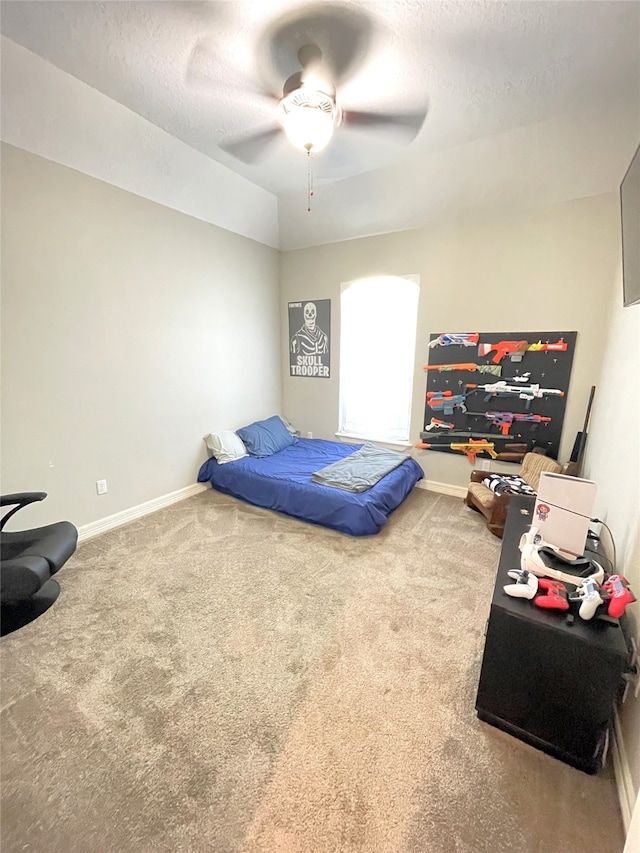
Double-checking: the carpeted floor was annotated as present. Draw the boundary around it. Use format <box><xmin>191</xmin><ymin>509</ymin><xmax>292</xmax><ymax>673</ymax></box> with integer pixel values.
<box><xmin>0</xmin><ymin>488</ymin><xmax>626</xmax><ymax>852</ymax></box>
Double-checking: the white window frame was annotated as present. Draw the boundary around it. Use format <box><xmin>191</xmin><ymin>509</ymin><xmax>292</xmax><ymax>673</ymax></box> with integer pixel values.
<box><xmin>337</xmin><ymin>274</ymin><xmax>420</xmax><ymax>446</ymax></box>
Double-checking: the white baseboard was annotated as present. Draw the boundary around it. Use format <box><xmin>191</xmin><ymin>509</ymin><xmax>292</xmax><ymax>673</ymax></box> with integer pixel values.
<box><xmin>613</xmin><ymin>708</ymin><xmax>637</xmax><ymax>832</ymax></box>
<box><xmin>77</xmin><ymin>483</ymin><xmax>208</xmax><ymax>542</ymax></box>
<box><xmin>416</xmin><ymin>479</ymin><xmax>467</xmax><ymax>499</ymax></box>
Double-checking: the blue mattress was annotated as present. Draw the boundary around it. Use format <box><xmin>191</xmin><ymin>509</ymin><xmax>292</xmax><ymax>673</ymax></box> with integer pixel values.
<box><xmin>197</xmin><ymin>437</ymin><xmax>424</xmax><ymax>536</ymax></box>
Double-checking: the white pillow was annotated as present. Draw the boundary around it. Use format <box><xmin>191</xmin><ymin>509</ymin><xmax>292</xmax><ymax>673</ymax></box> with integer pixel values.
<box><xmin>279</xmin><ymin>415</ymin><xmax>300</xmax><ymax>436</ymax></box>
<box><xmin>203</xmin><ymin>431</ymin><xmax>248</xmax><ymax>464</ymax></box>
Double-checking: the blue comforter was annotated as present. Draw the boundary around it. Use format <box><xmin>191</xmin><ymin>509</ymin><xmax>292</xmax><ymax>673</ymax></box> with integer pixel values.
<box><xmin>197</xmin><ymin>438</ymin><xmax>424</xmax><ymax>535</ymax></box>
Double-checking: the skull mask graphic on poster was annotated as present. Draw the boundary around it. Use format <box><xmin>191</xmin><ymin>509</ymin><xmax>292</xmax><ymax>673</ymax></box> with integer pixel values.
<box><xmin>288</xmin><ymin>299</ymin><xmax>331</xmax><ymax>378</ymax></box>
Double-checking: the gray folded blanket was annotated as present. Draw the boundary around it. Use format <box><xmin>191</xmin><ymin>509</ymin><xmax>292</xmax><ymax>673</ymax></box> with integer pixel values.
<box><xmin>311</xmin><ymin>443</ymin><xmax>410</xmax><ymax>493</ymax></box>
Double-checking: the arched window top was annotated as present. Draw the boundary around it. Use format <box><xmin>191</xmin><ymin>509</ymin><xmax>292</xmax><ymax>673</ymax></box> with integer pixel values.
<box><xmin>341</xmin><ymin>274</ymin><xmax>419</xmax><ymax>299</ymax></box>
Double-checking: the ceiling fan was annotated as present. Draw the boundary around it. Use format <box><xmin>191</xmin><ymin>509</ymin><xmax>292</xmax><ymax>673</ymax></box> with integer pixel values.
<box><xmin>185</xmin><ymin>3</ymin><xmax>428</xmax><ymax>169</ymax></box>
<box><xmin>217</xmin><ymin>42</ymin><xmax>428</xmax><ymax>165</ymax></box>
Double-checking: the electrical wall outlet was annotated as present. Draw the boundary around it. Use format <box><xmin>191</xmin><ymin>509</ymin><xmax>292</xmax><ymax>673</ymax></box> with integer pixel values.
<box><xmin>307</xmin><ymin>431</ymin><xmax>313</xmax><ymax>439</ymax></box>
<box><xmin>479</xmin><ymin>459</ymin><xmax>491</xmax><ymax>471</ymax></box>
<box><xmin>96</xmin><ymin>479</ymin><xmax>108</xmax><ymax>495</ymax></box>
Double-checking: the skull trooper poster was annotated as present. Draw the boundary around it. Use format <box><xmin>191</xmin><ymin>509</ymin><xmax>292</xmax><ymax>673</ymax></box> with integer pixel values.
<box><xmin>288</xmin><ymin>300</ymin><xmax>331</xmax><ymax>378</ymax></box>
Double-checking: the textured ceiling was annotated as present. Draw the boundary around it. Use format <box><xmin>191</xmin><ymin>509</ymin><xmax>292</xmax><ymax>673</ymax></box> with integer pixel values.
<box><xmin>2</xmin><ymin>0</ymin><xmax>639</xmax><ymax>198</ymax></box>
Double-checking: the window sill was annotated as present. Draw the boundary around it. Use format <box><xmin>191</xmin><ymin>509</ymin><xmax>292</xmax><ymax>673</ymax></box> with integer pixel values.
<box><xmin>334</xmin><ymin>432</ymin><xmax>412</xmax><ymax>450</ymax></box>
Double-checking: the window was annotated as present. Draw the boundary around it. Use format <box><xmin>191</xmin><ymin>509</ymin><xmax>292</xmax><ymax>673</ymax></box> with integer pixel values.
<box><xmin>338</xmin><ymin>274</ymin><xmax>420</xmax><ymax>444</ymax></box>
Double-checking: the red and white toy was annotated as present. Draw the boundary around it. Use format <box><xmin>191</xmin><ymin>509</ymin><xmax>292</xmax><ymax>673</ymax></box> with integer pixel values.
<box><xmin>602</xmin><ymin>575</ymin><xmax>636</xmax><ymax>619</ymax></box>
<box><xmin>569</xmin><ymin>577</ymin><xmax>604</xmax><ymax>621</ymax></box>
<box><xmin>504</xmin><ymin>569</ymin><xmax>538</xmax><ymax>600</ymax></box>
<box><xmin>534</xmin><ymin>578</ymin><xmax>570</xmax><ymax>611</ymax></box>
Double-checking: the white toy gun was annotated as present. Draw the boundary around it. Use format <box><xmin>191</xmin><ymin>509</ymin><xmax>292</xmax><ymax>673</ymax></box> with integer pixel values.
<box><xmin>466</xmin><ymin>381</ymin><xmax>564</xmax><ymax>410</ymax></box>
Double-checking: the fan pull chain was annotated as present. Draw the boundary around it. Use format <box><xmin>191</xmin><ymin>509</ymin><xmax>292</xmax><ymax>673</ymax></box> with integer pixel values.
<box><xmin>306</xmin><ymin>149</ymin><xmax>314</xmax><ymax>212</ymax></box>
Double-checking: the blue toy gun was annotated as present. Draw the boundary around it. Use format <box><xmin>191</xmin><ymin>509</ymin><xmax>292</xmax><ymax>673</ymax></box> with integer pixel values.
<box><xmin>426</xmin><ymin>390</ymin><xmax>468</xmax><ymax>416</ymax></box>
<box><xmin>428</xmin><ymin>332</ymin><xmax>479</xmax><ymax>349</ymax></box>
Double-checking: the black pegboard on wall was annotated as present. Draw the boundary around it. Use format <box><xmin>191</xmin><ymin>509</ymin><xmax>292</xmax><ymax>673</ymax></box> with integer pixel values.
<box><xmin>422</xmin><ymin>331</ymin><xmax>577</xmax><ymax>460</ymax></box>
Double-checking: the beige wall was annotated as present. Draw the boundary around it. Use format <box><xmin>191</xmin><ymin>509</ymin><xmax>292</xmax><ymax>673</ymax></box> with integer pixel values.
<box><xmin>280</xmin><ymin>193</ymin><xmax>620</xmax><ymax>488</ymax></box>
<box><xmin>584</xmin><ymin>281</ymin><xmax>640</xmax><ymax>809</ymax></box>
<box><xmin>1</xmin><ymin>143</ymin><xmax>281</xmax><ymax>528</ymax></box>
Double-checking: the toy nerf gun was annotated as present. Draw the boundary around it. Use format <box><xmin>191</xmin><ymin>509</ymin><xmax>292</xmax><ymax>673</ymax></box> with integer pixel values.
<box><xmin>478</xmin><ymin>340</ymin><xmax>528</xmax><ymax>364</ymax></box>
<box><xmin>424</xmin><ymin>417</ymin><xmax>455</xmax><ymax>431</ymax></box>
<box><xmin>422</xmin><ymin>362</ymin><xmax>502</xmax><ymax>376</ymax></box>
<box><xmin>426</xmin><ymin>390</ymin><xmax>468</xmax><ymax>415</ymax></box>
<box><xmin>466</xmin><ymin>381</ymin><xmax>564</xmax><ymax>409</ymax></box>
<box><xmin>428</xmin><ymin>333</ymin><xmax>479</xmax><ymax>349</ymax></box>
<box><xmin>467</xmin><ymin>410</ymin><xmax>552</xmax><ymax>436</ymax></box>
<box><xmin>418</xmin><ymin>437</ymin><xmax>528</xmax><ymax>461</ymax></box>
<box><xmin>478</xmin><ymin>338</ymin><xmax>568</xmax><ymax>364</ymax></box>
<box><xmin>415</xmin><ymin>438</ymin><xmax>497</xmax><ymax>464</ymax></box>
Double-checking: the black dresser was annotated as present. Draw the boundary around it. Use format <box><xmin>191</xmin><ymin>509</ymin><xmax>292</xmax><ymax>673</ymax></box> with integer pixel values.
<box><xmin>475</xmin><ymin>495</ymin><xmax>630</xmax><ymax>774</ymax></box>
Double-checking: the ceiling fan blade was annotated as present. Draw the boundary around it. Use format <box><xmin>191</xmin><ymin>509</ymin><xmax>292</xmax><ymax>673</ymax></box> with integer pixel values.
<box><xmin>256</xmin><ymin>3</ymin><xmax>374</xmax><ymax>93</ymax></box>
<box><xmin>219</xmin><ymin>127</ymin><xmax>282</xmax><ymax>164</ymax></box>
<box><xmin>185</xmin><ymin>35</ymin><xmax>222</xmax><ymax>89</ymax></box>
<box><xmin>185</xmin><ymin>35</ymin><xmax>277</xmax><ymax>101</ymax></box>
<box><xmin>344</xmin><ymin>108</ymin><xmax>428</xmax><ymax>139</ymax></box>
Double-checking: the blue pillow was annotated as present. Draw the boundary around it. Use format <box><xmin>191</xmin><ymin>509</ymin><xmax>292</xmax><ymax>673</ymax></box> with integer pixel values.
<box><xmin>236</xmin><ymin>416</ymin><xmax>298</xmax><ymax>457</ymax></box>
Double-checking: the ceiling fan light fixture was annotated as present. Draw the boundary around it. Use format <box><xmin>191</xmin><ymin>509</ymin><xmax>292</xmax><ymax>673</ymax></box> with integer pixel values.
<box><xmin>278</xmin><ymin>88</ymin><xmax>340</xmax><ymax>154</ymax></box>
<box><xmin>281</xmin><ymin>105</ymin><xmax>335</xmax><ymax>153</ymax></box>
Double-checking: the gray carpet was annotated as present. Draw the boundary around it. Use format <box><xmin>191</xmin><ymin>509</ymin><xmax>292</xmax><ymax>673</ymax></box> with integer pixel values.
<box><xmin>0</xmin><ymin>488</ymin><xmax>626</xmax><ymax>852</ymax></box>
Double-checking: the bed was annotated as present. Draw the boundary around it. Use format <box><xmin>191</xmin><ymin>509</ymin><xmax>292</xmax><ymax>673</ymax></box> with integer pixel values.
<box><xmin>197</xmin><ymin>436</ymin><xmax>424</xmax><ymax>536</ymax></box>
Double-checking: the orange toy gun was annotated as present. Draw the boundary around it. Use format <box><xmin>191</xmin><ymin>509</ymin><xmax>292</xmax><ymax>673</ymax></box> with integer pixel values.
<box><xmin>415</xmin><ymin>438</ymin><xmax>498</xmax><ymax>464</ymax></box>
<box><xmin>478</xmin><ymin>340</ymin><xmax>528</xmax><ymax>364</ymax></box>
<box><xmin>478</xmin><ymin>338</ymin><xmax>569</xmax><ymax>364</ymax></box>
<box><xmin>422</xmin><ymin>362</ymin><xmax>502</xmax><ymax>376</ymax></box>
